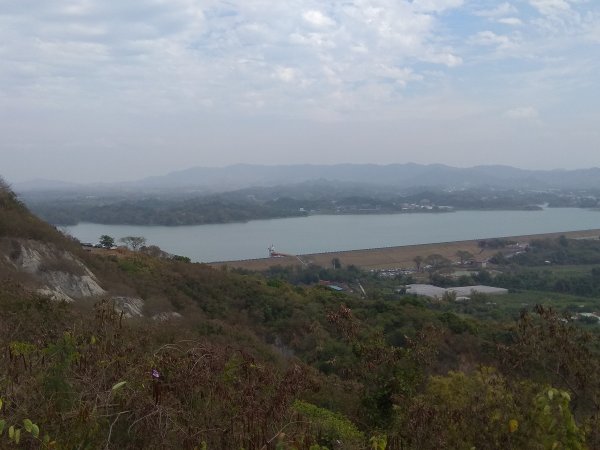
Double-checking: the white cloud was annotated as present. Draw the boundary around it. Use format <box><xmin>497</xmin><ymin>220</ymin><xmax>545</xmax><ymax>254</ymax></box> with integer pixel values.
<box><xmin>529</xmin><ymin>0</ymin><xmax>572</xmax><ymax>16</ymax></box>
<box><xmin>374</xmin><ymin>65</ymin><xmax>423</xmax><ymax>86</ymax></box>
<box><xmin>350</xmin><ymin>43</ymin><xmax>368</xmax><ymax>53</ymax></box>
<box><xmin>528</xmin><ymin>0</ymin><xmax>585</xmax><ymax>37</ymax></box>
<box><xmin>584</xmin><ymin>18</ymin><xmax>600</xmax><ymax>42</ymax></box>
<box><xmin>289</xmin><ymin>32</ymin><xmax>336</xmax><ymax>49</ymax></box>
<box><xmin>274</xmin><ymin>66</ymin><xmax>297</xmax><ymax>83</ymax></box>
<box><xmin>470</xmin><ymin>31</ymin><xmax>517</xmax><ymax>50</ymax></box>
<box><xmin>302</xmin><ymin>10</ymin><xmax>335</xmax><ymax>27</ymax></box>
<box><xmin>424</xmin><ymin>51</ymin><xmax>463</xmax><ymax>67</ymax></box>
<box><xmin>475</xmin><ymin>3</ymin><xmax>518</xmax><ymax>18</ymax></box>
<box><xmin>505</xmin><ymin>106</ymin><xmax>540</xmax><ymax>120</ymax></box>
<box><xmin>412</xmin><ymin>0</ymin><xmax>464</xmax><ymax>13</ymax></box>
<box><xmin>0</xmin><ymin>0</ymin><xmax>471</xmax><ymax>121</ymax></box>
<box><xmin>498</xmin><ymin>17</ymin><xmax>523</xmax><ymax>26</ymax></box>
<box><xmin>475</xmin><ymin>3</ymin><xmax>524</xmax><ymax>26</ymax></box>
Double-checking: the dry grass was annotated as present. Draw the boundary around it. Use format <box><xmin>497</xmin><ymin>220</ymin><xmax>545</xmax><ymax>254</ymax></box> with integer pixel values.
<box><xmin>212</xmin><ymin>229</ymin><xmax>600</xmax><ymax>271</ymax></box>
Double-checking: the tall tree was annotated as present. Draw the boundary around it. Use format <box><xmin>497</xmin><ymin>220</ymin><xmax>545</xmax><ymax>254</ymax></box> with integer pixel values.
<box><xmin>425</xmin><ymin>254</ymin><xmax>450</xmax><ymax>270</ymax></box>
<box><xmin>99</xmin><ymin>235</ymin><xmax>114</xmax><ymax>249</ymax></box>
<box><xmin>119</xmin><ymin>236</ymin><xmax>147</xmax><ymax>251</ymax></box>
<box><xmin>456</xmin><ymin>250</ymin><xmax>473</xmax><ymax>265</ymax></box>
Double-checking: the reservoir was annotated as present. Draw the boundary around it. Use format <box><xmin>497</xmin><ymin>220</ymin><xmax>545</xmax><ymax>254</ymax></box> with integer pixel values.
<box><xmin>64</xmin><ymin>208</ymin><xmax>600</xmax><ymax>263</ymax></box>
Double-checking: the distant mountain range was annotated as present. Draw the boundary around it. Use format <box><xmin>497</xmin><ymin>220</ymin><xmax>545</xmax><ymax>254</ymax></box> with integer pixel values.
<box><xmin>13</xmin><ymin>163</ymin><xmax>600</xmax><ymax>193</ymax></box>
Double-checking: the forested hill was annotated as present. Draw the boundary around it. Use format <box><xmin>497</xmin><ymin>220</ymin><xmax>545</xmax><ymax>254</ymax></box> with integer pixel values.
<box><xmin>2</xmin><ymin>176</ymin><xmax>600</xmax><ymax>449</ymax></box>
<box><xmin>20</xmin><ymin>183</ymin><xmax>600</xmax><ymax>226</ymax></box>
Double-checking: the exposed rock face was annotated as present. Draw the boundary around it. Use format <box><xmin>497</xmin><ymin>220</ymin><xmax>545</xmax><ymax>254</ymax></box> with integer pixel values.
<box><xmin>1</xmin><ymin>238</ymin><xmax>181</xmax><ymax>320</ymax></box>
<box><xmin>40</xmin><ymin>271</ymin><xmax>105</xmax><ymax>301</ymax></box>
<box><xmin>112</xmin><ymin>296</ymin><xmax>144</xmax><ymax>318</ymax></box>
<box><xmin>1</xmin><ymin>238</ymin><xmax>106</xmax><ymax>302</ymax></box>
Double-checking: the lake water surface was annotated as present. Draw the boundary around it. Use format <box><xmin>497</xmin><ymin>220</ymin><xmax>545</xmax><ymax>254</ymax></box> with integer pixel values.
<box><xmin>65</xmin><ymin>208</ymin><xmax>600</xmax><ymax>263</ymax></box>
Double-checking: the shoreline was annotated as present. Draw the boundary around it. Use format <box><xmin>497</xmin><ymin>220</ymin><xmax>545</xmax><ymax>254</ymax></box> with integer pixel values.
<box><xmin>57</xmin><ymin>205</ymin><xmax>553</xmax><ymax>228</ymax></box>
<box><xmin>210</xmin><ymin>228</ymin><xmax>600</xmax><ymax>271</ymax></box>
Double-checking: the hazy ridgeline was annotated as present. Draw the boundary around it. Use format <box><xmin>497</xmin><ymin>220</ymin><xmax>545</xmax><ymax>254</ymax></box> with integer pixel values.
<box><xmin>16</xmin><ymin>165</ymin><xmax>600</xmax><ymax>227</ymax></box>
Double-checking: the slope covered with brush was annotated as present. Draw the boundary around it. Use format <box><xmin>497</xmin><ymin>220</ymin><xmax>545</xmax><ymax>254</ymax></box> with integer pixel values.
<box><xmin>1</xmin><ymin>178</ymin><xmax>600</xmax><ymax>449</ymax></box>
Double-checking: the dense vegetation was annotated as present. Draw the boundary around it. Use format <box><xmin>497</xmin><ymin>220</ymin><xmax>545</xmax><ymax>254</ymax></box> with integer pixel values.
<box><xmin>20</xmin><ymin>183</ymin><xmax>600</xmax><ymax>226</ymax></box>
<box><xmin>486</xmin><ymin>237</ymin><xmax>600</xmax><ymax>298</ymax></box>
<box><xmin>3</xmin><ymin>179</ymin><xmax>600</xmax><ymax>449</ymax></box>
<box><xmin>23</xmin><ymin>194</ymin><xmax>308</xmax><ymax>226</ymax></box>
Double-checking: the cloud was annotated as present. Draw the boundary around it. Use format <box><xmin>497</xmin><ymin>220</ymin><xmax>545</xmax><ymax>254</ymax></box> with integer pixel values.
<box><xmin>412</xmin><ymin>0</ymin><xmax>464</xmax><ymax>13</ymax></box>
<box><xmin>504</xmin><ymin>106</ymin><xmax>540</xmax><ymax>120</ymax></box>
<box><xmin>373</xmin><ymin>65</ymin><xmax>423</xmax><ymax>86</ymax></box>
<box><xmin>475</xmin><ymin>3</ymin><xmax>518</xmax><ymax>18</ymax></box>
<box><xmin>302</xmin><ymin>10</ymin><xmax>335</xmax><ymax>28</ymax></box>
<box><xmin>0</xmin><ymin>0</ymin><xmax>471</xmax><ymax>120</ymax></box>
<box><xmin>469</xmin><ymin>31</ymin><xmax>517</xmax><ymax>50</ymax></box>
<box><xmin>527</xmin><ymin>0</ymin><xmax>588</xmax><ymax>38</ymax></box>
<box><xmin>424</xmin><ymin>52</ymin><xmax>463</xmax><ymax>67</ymax></box>
<box><xmin>0</xmin><ymin>0</ymin><xmax>597</xmax><ymax>151</ymax></box>
<box><xmin>475</xmin><ymin>3</ymin><xmax>524</xmax><ymax>27</ymax></box>
<box><xmin>498</xmin><ymin>17</ymin><xmax>523</xmax><ymax>26</ymax></box>
<box><xmin>529</xmin><ymin>0</ymin><xmax>572</xmax><ymax>17</ymax></box>
<box><xmin>274</xmin><ymin>67</ymin><xmax>298</xmax><ymax>83</ymax></box>
<box><xmin>585</xmin><ymin>18</ymin><xmax>600</xmax><ymax>43</ymax></box>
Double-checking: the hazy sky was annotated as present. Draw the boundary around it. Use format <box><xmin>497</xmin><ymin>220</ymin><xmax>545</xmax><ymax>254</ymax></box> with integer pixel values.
<box><xmin>2</xmin><ymin>0</ymin><xmax>599</xmax><ymax>183</ymax></box>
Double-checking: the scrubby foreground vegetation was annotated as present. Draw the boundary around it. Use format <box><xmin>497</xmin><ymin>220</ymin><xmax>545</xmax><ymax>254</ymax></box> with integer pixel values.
<box><xmin>2</xmin><ymin>179</ymin><xmax>600</xmax><ymax>449</ymax></box>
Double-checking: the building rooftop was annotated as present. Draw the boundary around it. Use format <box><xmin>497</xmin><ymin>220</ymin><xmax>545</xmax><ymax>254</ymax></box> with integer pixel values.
<box><xmin>406</xmin><ymin>284</ymin><xmax>508</xmax><ymax>299</ymax></box>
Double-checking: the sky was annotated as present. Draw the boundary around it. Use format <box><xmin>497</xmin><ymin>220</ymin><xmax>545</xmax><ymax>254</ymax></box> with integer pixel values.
<box><xmin>1</xmin><ymin>0</ymin><xmax>599</xmax><ymax>183</ymax></box>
